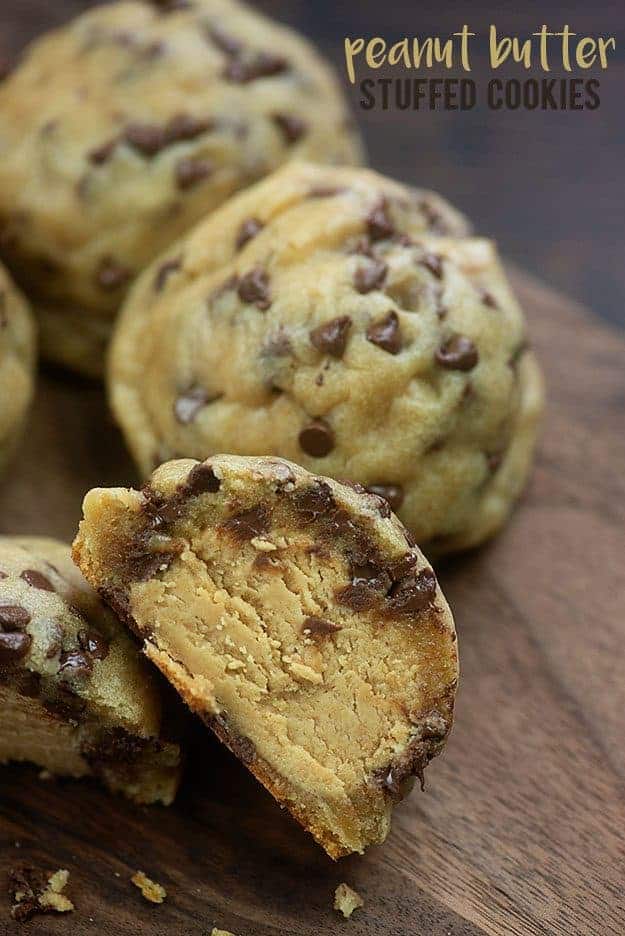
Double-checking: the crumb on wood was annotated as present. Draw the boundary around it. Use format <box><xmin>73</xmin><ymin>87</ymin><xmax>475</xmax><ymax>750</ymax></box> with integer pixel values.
<box><xmin>333</xmin><ymin>882</ymin><xmax>364</xmax><ymax>919</ymax></box>
<box><xmin>131</xmin><ymin>870</ymin><xmax>167</xmax><ymax>904</ymax></box>
<box><xmin>211</xmin><ymin>929</ymin><xmax>238</xmax><ymax>936</ymax></box>
<box><xmin>8</xmin><ymin>865</ymin><xmax>74</xmax><ymax>922</ymax></box>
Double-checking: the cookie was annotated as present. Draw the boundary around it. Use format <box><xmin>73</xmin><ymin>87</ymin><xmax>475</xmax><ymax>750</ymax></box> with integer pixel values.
<box><xmin>0</xmin><ymin>263</ymin><xmax>36</xmax><ymax>477</ymax></box>
<box><xmin>108</xmin><ymin>160</ymin><xmax>543</xmax><ymax>554</ymax></box>
<box><xmin>0</xmin><ymin>536</ymin><xmax>182</xmax><ymax>804</ymax></box>
<box><xmin>73</xmin><ymin>454</ymin><xmax>458</xmax><ymax>858</ymax></box>
<box><xmin>0</xmin><ymin>0</ymin><xmax>363</xmax><ymax>376</ymax></box>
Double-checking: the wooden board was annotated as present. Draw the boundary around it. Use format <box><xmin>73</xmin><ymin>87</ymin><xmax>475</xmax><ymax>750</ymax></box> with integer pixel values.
<box><xmin>1</xmin><ymin>270</ymin><xmax>624</xmax><ymax>936</ymax></box>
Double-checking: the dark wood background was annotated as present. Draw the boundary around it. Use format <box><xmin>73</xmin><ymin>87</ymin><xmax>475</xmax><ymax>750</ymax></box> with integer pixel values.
<box><xmin>0</xmin><ymin>4</ymin><xmax>624</xmax><ymax>936</ymax></box>
<box><xmin>0</xmin><ymin>0</ymin><xmax>623</xmax><ymax>328</ymax></box>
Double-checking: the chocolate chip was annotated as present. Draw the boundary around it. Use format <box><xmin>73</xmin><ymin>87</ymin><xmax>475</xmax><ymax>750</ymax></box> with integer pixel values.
<box><xmin>154</xmin><ymin>256</ymin><xmax>182</xmax><ymax>291</ymax></box>
<box><xmin>479</xmin><ymin>288</ymin><xmax>499</xmax><ymax>310</ymax></box>
<box><xmin>205</xmin><ymin>25</ymin><xmax>243</xmax><ymax>56</ymax></box>
<box><xmin>0</xmin><ymin>605</ymin><xmax>31</xmax><ymax>630</ymax></box>
<box><xmin>88</xmin><ymin>136</ymin><xmax>118</xmax><ymax>165</ymax></box>
<box><xmin>82</xmin><ymin>727</ymin><xmax>150</xmax><ymax>766</ymax></box>
<box><xmin>223</xmin><ymin>52</ymin><xmax>289</xmax><ymax>84</ymax></box>
<box><xmin>335</xmin><ymin>581</ymin><xmax>377</xmax><ymax>612</ymax></box>
<box><xmin>354</xmin><ymin>259</ymin><xmax>388</xmax><ymax>294</ymax></box>
<box><xmin>0</xmin><ymin>569</ymin><xmax>7</xmax><ymax>578</ymax></box>
<box><xmin>151</xmin><ymin>0</ymin><xmax>193</xmax><ymax>10</ymax></box>
<box><xmin>78</xmin><ymin>629</ymin><xmax>109</xmax><ymax>660</ymax></box>
<box><xmin>184</xmin><ymin>463</ymin><xmax>221</xmax><ymax>495</ymax></box>
<box><xmin>292</xmin><ymin>481</ymin><xmax>336</xmax><ymax>520</ymax></box>
<box><xmin>236</xmin><ymin>217</ymin><xmax>264</xmax><ymax>251</ymax></box>
<box><xmin>487</xmin><ymin>452</ymin><xmax>504</xmax><ymax>473</ymax></box>
<box><xmin>302</xmin><ymin>616</ymin><xmax>342</xmax><ymax>637</ymax></box>
<box><xmin>238</xmin><ymin>268</ymin><xmax>271</xmax><ymax>310</ymax></box>
<box><xmin>272</xmin><ymin>113</ymin><xmax>307</xmax><ymax>144</ymax></box>
<box><xmin>59</xmin><ymin>650</ymin><xmax>93</xmax><ymax>679</ymax></box>
<box><xmin>387</xmin><ymin>568</ymin><xmax>437</xmax><ymax>614</ymax></box>
<box><xmin>175</xmin><ymin>156</ymin><xmax>213</xmax><ymax>190</ymax></box>
<box><xmin>337</xmin><ymin>479</ymin><xmax>367</xmax><ymax>494</ymax></box>
<box><xmin>124</xmin><ymin>122</ymin><xmax>166</xmax><ymax>156</ymax></box>
<box><xmin>419</xmin><ymin>253</ymin><xmax>444</xmax><ymax>279</ymax></box>
<box><xmin>209</xmin><ymin>713</ymin><xmax>257</xmax><ymax>764</ymax></box>
<box><xmin>418</xmin><ymin>198</ymin><xmax>451</xmax><ymax>234</ymax></box>
<box><xmin>96</xmin><ymin>257</ymin><xmax>132</xmax><ymax>291</ymax></box>
<box><xmin>367</xmin><ymin>311</ymin><xmax>402</xmax><ymax>354</ymax></box>
<box><xmin>299</xmin><ymin>419</ymin><xmax>335</xmax><ymax>457</ymax></box>
<box><xmin>166</xmin><ymin>112</ymin><xmax>213</xmax><ymax>143</ymax></box>
<box><xmin>173</xmin><ymin>386</ymin><xmax>217</xmax><ymax>424</ymax></box>
<box><xmin>367</xmin><ymin>199</ymin><xmax>395</xmax><ymax>241</ymax></box>
<box><xmin>0</xmin><ymin>293</ymin><xmax>6</xmax><ymax>328</ymax></box>
<box><xmin>366</xmin><ymin>484</ymin><xmax>404</xmax><ymax>513</ymax></box>
<box><xmin>44</xmin><ymin>623</ymin><xmax>63</xmax><ymax>659</ymax></box>
<box><xmin>20</xmin><ymin>569</ymin><xmax>55</xmax><ymax>592</ymax></box>
<box><xmin>222</xmin><ymin>506</ymin><xmax>270</xmax><ymax>542</ymax></box>
<box><xmin>0</xmin><ymin>631</ymin><xmax>31</xmax><ymax>663</ymax></box>
<box><xmin>310</xmin><ymin>316</ymin><xmax>352</xmax><ymax>358</ymax></box>
<box><xmin>308</xmin><ymin>186</ymin><xmax>346</xmax><ymax>199</ymax></box>
<box><xmin>435</xmin><ymin>335</ymin><xmax>479</xmax><ymax>371</ymax></box>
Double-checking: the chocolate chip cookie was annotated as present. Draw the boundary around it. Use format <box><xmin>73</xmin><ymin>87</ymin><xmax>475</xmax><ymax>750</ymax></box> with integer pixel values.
<box><xmin>109</xmin><ymin>161</ymin><xmax>543</xmax><ymax>554</ymax></box>
<box><xmin>72</xmin><ymin>454</ymin><xmax>458</xmax><ymax>858</ymax></box>
<box><xmin>0</xmin><ymin>0</ymin><xmax>362</xmax><ymax>376</ymax></box>
<box><xmin>0</xmin><ymin>263</ymin><xmax>36</xmax><ymax>477</ymax></box>
<box><xmin>0</xmin><ymin>536</ymin><xmax>182</xmax><ymax>804</ymax></box>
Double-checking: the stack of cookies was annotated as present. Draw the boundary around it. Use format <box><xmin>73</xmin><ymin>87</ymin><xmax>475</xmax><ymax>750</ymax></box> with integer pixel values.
<box><xmin>0</xmin><ymin>0</ymin><xmax>543</xmax><ymax>860</ymax></box>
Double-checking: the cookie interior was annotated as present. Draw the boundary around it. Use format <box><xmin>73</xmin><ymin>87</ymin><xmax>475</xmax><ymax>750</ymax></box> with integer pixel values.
<box><xmin>74</xmin><ymin>456</ymin><xmax>458</xmax><ymax>857</ymax></box>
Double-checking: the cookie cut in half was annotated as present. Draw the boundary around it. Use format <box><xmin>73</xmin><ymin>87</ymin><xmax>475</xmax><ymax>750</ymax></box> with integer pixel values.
<box><xmin>73</xmin><ymin>455</ymin><xmax>458</xmax><ymax>857</ymax></box>
<box><xmin>0</xmin><ymin>536</ymin><xmax>182</xmax><ymax>804</ymax></box>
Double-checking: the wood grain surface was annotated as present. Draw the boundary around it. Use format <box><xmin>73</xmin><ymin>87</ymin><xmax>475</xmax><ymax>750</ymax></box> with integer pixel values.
<box><xmin>1</xmin><ymin>270</ymin><xmax>624</xmax><ymax>935</ymax></box>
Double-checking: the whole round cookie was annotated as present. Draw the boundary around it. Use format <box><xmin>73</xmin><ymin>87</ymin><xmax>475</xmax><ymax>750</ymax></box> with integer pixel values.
<box><xmin>73</xmin><ymin>454</ymin><xmax>458</xmax><ymax>857</ymax></box>
<box><xmin>0</xmin><ymin>0</ymin><xmax>363</xmax><ymax>376</ymax></box>
<box><xmin>0</xmin><ymin>263</ymin><xmax>36</xmax><ymax>477</ymax></box>
<box><xmin>109</xmin><ymin>161</ymin><xmax>544</xmax><ymax>554</ymax></box>
<box><xmin>0</xmin><ymin>535</ymin><xmax>182</xmax><ymax>803</ymax></box>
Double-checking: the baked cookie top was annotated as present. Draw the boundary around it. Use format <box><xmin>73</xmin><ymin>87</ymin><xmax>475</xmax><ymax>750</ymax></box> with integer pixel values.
<box><xmin>0</xmin><ymin>263</ymin><xmax>36</xmax><ymax>473</ymax></box>
<box><xmin>109</xmin><ymin>160</ymin><xmax>542</xmax><ymax>552</ymax></box>
<box><xmin>0</xmin><ymin>0</ymin><xmax>362</xmax><ymax>368</ymax></box>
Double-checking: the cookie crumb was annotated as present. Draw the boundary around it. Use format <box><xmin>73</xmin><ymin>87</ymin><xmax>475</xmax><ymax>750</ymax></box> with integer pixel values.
<box><xmin>131</xmin><ymin>871</ymin><xmax>166</xmax><ymax>904</ymax></box>
<box><xmin>211</xmin><ymin>929</ymin><xmax>237</xmax><ymax>936</ymax></box>
<box><xmin>9</xmin><ymin>865</ymin><xmax>74</xmax><ymax>921</ymax></box>
<box><xmin>334</xmin><ymin>882</ymin><xmax>364</xmax><ymax>918</ymax></box>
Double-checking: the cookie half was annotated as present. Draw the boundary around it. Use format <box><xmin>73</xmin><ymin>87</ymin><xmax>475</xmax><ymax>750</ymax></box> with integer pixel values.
<box><xmin>0</xmin><ymin>0</ymin><xmax>362</xmax><ymax>375</ymax></box>
<box><xmin>0</xmin><ymin>536</ymin><xmax>182</xmax><ymax>804</ymax></box>
<box><xmin>73</xmin><ymin>455</ymin><xmax>458</xmax><ymax>857</ymax></box>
